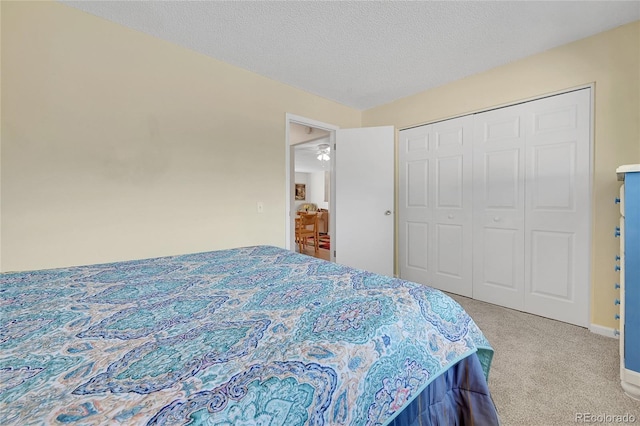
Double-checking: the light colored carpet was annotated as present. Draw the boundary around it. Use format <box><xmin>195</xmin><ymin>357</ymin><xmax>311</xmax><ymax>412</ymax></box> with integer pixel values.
<box><xmin>448</xmin><ymin>293</ymin><xmax>640</xmax><ymax>425</ymax></box>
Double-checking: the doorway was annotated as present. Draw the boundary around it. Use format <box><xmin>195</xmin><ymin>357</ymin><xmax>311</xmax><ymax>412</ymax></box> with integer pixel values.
<box><xmin>291</xmin><ymin>124</ymin><xmax>332</xmax><ymax>261</ymax></box>
<box><xmin>285</xmin><ymin>114</ymin><xmax>338</xmax><ymax>262</ymax></box>
<box><xmin>285</xmin><ymin>115</ymin><xmax>395</xmax><ymax>276</ymax></box>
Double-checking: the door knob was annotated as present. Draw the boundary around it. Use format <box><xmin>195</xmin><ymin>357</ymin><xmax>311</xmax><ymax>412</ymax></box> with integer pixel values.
<box><xmin>385</xmin><ymin>210</ymin><xmax>392</xmax><ymax>215</ymax></box>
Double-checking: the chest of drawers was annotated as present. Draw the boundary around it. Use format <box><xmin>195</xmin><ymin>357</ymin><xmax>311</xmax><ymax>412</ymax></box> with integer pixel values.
<box><xmin>616</xmin><ymin>164</ymin><xmax>640</xmax><ymax>400</ymax></box>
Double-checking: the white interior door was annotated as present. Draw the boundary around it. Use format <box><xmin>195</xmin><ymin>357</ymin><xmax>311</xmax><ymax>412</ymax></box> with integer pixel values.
<box><xmin>398</xmin><ymin>125</ymin><xmax>432</xmax><ymax>285</ymax></box>
<box><xmin>473</xmin><ymin>88</ymin><xmax>590</xmax><ymax>326</ymax></box>
<box><xmin>335</xmin><ymin>126</ymin><xmax>394</xmax><ymax>276</ymax></box>
<box><xmin>472</xmin><ymin>104</ymin><xmax>526</xmax><ymax>310</ymax></box>
<box><xmin>523</xmin><ymin>89</ymin><xmax>591</xmax><ymax>326</ymax></box>
<box><xmin>398</xmin><ymin>116</ymin><xmax>473</xmax><ymax>296</ymax></box>
<box><xmin>398</xmin><ymin>88</ymin><xmax>591</xmax><ymax>327</ymax></box>
<box><xmin>431</xmin><ymin>117</ymin><xmax>474</xmax><ymax>296</ymax></box>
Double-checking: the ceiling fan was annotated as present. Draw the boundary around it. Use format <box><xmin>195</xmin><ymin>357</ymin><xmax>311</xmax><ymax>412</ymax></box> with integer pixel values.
<box><xmin>316</xmin><ymin>143</ymin><xmax>330</xmax><ymax>162</ymax></box>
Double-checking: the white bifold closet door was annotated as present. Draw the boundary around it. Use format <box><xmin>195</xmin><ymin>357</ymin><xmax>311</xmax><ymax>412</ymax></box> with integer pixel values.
<box><xmin>474</xmin><ymin>89</ymin><xmax>590</xmax><ymax>326</ymax></box>
<box><xmin>400</xmin><ymin>88</ymin><xmax>591</xmax><ymax>326</ymax></box>
<box><xmin>472</xmin><ymin>103</ymin><xmax>527</xmax><ymax>311</ymax></box>
<box><xmin>398</xmin><ymin>116</ymin><xmax>474</xmax><ymax>297</ymax></box>
<box><xmin>524</xmin><ymin>89</ymin><xmax>590</xmax><ymax>325</ymax></box>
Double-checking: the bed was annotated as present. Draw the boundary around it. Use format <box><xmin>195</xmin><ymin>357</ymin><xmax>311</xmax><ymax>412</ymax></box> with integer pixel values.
<box><xmin>1</xmin><ymin>245</ymin><xmax>499</xmax><ymax>425</ymax></box>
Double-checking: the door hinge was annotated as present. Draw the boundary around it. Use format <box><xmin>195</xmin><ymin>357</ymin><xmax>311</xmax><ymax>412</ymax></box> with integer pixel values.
<box><xmin>333</xmin><ymin>250</ymin><xmax>336</xmax><ymax>257</ymax></box>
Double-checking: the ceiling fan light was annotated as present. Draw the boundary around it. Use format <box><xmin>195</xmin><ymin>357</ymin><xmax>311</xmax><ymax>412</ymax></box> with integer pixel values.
<box><xmin>316</xmin><ymin>143</ymin><xmax>331</xmax><ymax>162</ymax></box>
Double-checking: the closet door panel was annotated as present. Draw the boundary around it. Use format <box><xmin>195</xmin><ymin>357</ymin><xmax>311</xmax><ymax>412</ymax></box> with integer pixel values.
<box><xmin>431</xmin><ymin>117</ymin><xmax>473</xmax><ymax>296</ymax></box>
<box><xmin>472</xmin><ymin>107</ymin><xmax>526</xmax><ymax>309</ymax></box>
<box><xmin>436</xmin><ymin>156</ymin><xmax>463</xmax><ymax>208</ymax></box>
<box><xmin>529</xmin><ymin>230</ymin><xmax>574</xmax><ymax>299</ymax></box>
<box><xmin>399</xmin><ymin>127</ymin><xmax>432</xmax><ymax>284</ymax></box>
<box><xmin>530</xmin><ymin>141</ymin><xmax>577</xmax><ymax>211</ymax></box>
<box><xmin>436</xmin><ymin>223</ymin><xmax>464</xmax><ymax>277</ymax></box>
<box><xmin>399</xmin><ymin>116</ymin><xmax>473</xmax><ymax>297</ymax></box>
<box><xmin>406</xmin><ymin>221</ymin><xmax>429</xmax><ymax>271</ymax></box>
<box><xmin>484</xmin><ymin>149</ymin><xmax>520</xmax><ymax>208</ymax></box>
<box><xmin>524</xmin><ymin>89</ymin><xmax>590</xmax><ymax>327</ymax></box>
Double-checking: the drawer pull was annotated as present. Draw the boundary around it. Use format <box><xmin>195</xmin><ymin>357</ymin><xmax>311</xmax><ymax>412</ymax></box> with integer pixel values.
<box><xmin>615</xmin><ymin>299</ymin><xmax>621</xmax><ymax>305</ymax></box>
<box><xmin>615</xmin><ymin>283</ymin><xmax>620</xmax><ymax>289</ymax></box>
<box><xmin>615</xmin><ymin>197</ymin><xmax>621</xmax><ymax>204</ymax></box>
<box><xmin>615</xmin><ymin>227</ymin><xmax>621</xmax><ymax>237</ymax></box>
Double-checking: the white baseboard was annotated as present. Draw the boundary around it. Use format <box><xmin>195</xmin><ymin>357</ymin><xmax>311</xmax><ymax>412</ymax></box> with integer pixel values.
<box><xmin>590</xmin><ymin>324</ymin><xmax>619</xmax><ymax>339</ymax></box>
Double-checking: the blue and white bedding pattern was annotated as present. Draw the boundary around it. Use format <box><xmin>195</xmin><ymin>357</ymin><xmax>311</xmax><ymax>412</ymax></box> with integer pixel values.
<box><xmin>1</xmin><ymin>245</ymin><xmax>496</xmax><ymax>425</ymax></box>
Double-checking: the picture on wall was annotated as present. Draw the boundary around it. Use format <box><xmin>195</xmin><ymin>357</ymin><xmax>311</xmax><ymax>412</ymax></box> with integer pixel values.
<box><xmin>295</xmin><ymin>183</ymin><xmax>306</xmax><ymax>200</ymax></box>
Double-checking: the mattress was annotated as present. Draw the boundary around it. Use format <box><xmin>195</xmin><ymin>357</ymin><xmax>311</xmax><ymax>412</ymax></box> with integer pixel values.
<box><xmin>0</xmin><ymin>245</ymin><xmax>499</xmax><ymax>425</ymax></box>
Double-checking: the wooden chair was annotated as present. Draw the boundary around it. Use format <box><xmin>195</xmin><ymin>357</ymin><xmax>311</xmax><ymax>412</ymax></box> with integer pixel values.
<box><xmin>296</xmin><ymin>213</ymin><xmax>319</xmax><ymax>253</ymax></box>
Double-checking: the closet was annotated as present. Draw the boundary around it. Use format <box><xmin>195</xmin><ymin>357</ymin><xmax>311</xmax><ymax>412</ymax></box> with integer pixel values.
<box><xmin>399</xmin><ymin>88</ymin><xmax>591</xmax><ymax>326</ymax></box>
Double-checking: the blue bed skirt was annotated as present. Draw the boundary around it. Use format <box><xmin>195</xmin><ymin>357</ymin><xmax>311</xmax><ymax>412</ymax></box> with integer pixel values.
<box><xmin>387</xmin><ymin>353</ymin><xmax>499</xmax><ymax>425</ymax></box>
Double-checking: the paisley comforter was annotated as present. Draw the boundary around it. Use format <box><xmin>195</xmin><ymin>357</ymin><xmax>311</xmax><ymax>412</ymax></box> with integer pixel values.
<box><xmin>1</xmin><ymin>245</ymin><xmax>496</xmax><ymax>425</ymax></box>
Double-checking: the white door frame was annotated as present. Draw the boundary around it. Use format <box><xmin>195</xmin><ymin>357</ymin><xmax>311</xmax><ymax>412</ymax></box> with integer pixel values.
<box><xmin>285</xmin><ymin>113</ymin><xmax>339</xmax><ymax>261</ymax></box>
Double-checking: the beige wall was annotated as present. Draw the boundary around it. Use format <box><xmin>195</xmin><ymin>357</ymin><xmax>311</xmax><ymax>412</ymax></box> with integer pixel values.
<box><xmin>1</xmin><ymin>1</ymin><xmax>360</xmax><ymax>271</ymax></box>
<box><xmin>363</xmin><ymin>21</ymin><xmax>640</xmax><ymax>329</ymax></box>
<box><xmin>2</xmin><ymin>1</ymin><xmax>638</xmax><ymax>330</ymax></box>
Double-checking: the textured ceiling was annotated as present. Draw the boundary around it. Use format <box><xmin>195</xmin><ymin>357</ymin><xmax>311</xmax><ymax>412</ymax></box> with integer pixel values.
<box><xmin>61</xmin><ymin>1</ymin><xmax>640</xmax><ymax>110</ymax></box>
